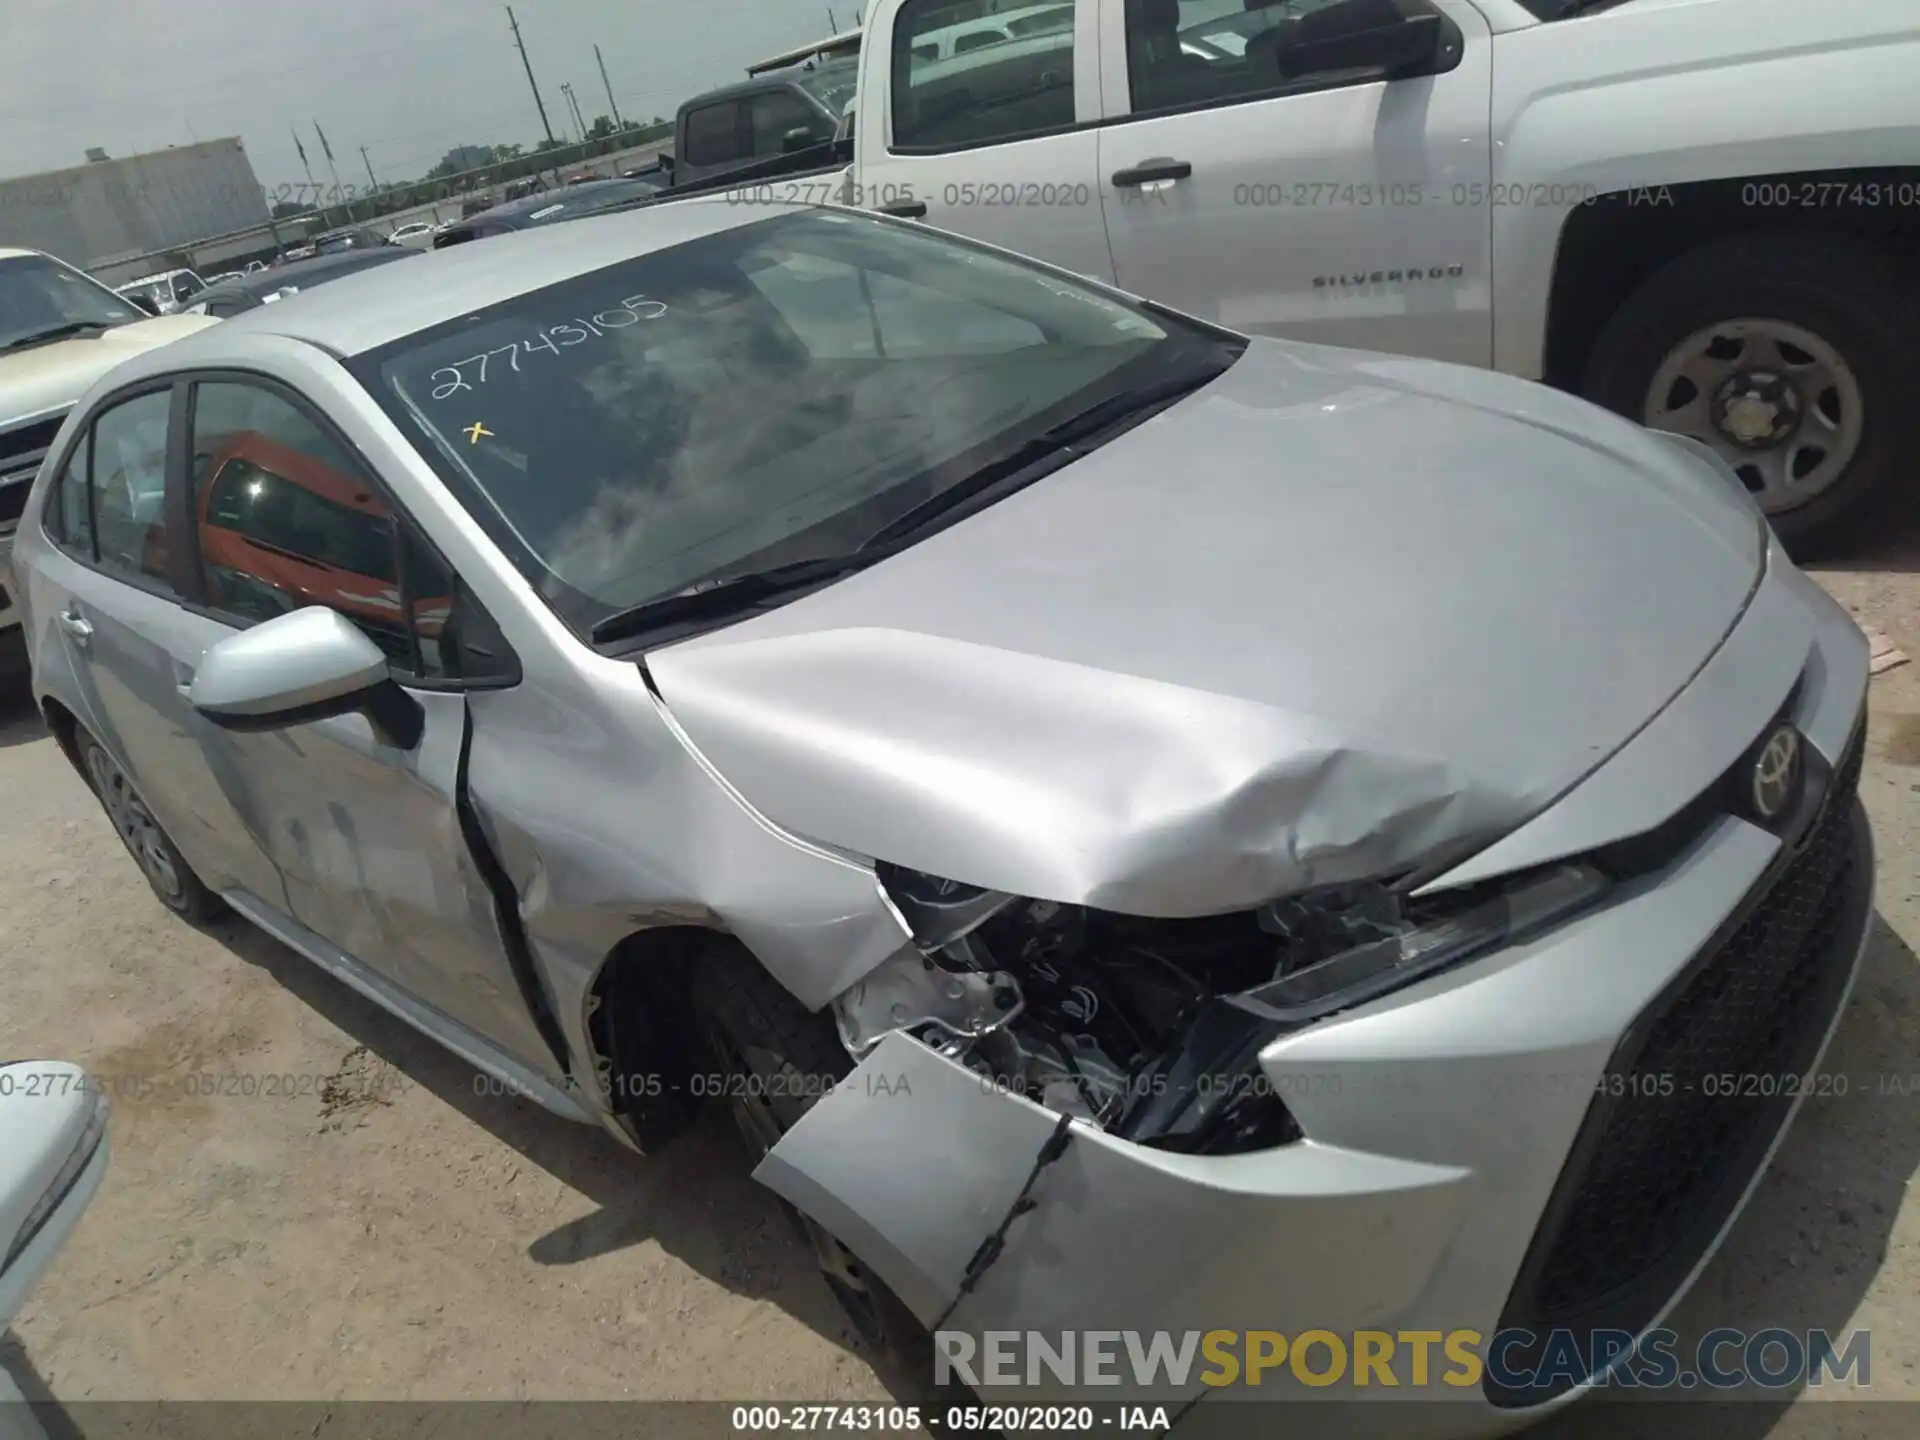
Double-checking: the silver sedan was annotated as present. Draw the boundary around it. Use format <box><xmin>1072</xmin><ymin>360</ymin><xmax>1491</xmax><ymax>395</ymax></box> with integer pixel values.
<box><xmin>7</xmin><ymin>198</ymin><xmax>1875</xmax><ymax>1428</ymax></box>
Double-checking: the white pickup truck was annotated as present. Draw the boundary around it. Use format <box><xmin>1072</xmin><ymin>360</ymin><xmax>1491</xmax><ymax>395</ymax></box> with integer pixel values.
<box><xmin>732</xmin><ymin>0</ymin><xmax>1920</xmax><ymax>550</ymax></box>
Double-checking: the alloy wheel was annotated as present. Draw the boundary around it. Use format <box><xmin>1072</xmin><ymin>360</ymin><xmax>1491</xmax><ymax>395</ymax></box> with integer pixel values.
<box><xmin>699</xmin><ymin>1013</ymin><xmax>888</xmax><ymax>1350</ymax></box>
<box><xmin>84</xmin><ymin>742</ymin><xmax>184</xmax><ymax>904</ymax></box>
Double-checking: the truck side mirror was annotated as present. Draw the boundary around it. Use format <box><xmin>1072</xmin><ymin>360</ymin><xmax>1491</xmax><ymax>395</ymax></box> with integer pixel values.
<box><xmin>1271</xmin><ymin>0</ymin><xmax>1447</xmax><ymax>82</ymax></box>
<box><xmin>782</xmin><ymin>126</ymin><xmax>819</xmax><ymax>154</ymax></box>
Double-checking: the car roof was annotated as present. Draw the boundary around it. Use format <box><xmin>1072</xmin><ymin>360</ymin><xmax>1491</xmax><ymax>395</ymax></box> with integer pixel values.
<box><xmin>144</xmin><ymin>196</ymin><xmax>800</xmax><ymax>358</ymax></box>
<box><xmin>681</xmin><ymin>62</ymin><xmax>846</xmax><ymax>108</ymax></box>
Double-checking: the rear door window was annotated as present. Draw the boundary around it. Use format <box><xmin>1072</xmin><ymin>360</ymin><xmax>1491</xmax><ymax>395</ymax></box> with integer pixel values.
<box><xmin>683</xmin><ymin>101</ymin><xmax>747</xmax><ymax>167</ymax></box>
<box><xmin>88</xmin><ymin>391</ymin><xmax>174</xmax><ymax>586</ymax></box>
<box><xmin>892</xmin><ymin>0</ymin><xmax>1077</xmax><ymax>151</ymax></box>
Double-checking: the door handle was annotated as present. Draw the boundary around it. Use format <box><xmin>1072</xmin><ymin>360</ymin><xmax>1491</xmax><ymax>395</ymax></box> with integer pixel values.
<box><xmin>57</xmin><ymin>609</ymin><xmax>93</xmax><ymax>647</ymax></box>
<box><xmin>875</xmin><ymin>199</ymin><xmax>927</xmax><ymax>218</ymax></box>
<box><xmin>1111</xmin><ymin>159</ymin><xmax>1192</xmax><ymax>188</ymax></box>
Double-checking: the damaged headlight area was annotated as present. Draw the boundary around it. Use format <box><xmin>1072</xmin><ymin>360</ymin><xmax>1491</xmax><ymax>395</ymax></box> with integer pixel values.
<box><xmin>840</xmin><ymin>862</ymin><xmax>1610</xmax><ymax>1154</ymax></box>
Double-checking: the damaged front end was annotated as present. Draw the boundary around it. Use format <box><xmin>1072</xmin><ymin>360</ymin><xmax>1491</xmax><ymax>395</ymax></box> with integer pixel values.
<box><xmin>837</xmin><ymin>861</ymin><xmax>1610</xmax><ymax>1153</ymax></box>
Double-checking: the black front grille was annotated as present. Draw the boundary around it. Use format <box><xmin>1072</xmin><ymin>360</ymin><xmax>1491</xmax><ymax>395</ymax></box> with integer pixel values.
<box><xmin>1488</xmin><ymin>727</ymin><xmax>1869</xmax><ymax>1407</ymax></box>
<box><xmin>1</xmin><ymin>412</ymin><xmax>68</xmax><ymax>527</ymax></box>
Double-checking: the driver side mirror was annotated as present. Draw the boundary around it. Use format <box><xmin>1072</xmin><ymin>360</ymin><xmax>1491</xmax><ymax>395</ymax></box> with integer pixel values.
<box><xmin>1271</xmin><ymin>0</ymin><xmax>1449</xmax><ymax>82</ymax></box>
<box><xmin>124</xmin><ymin>292</ymin><xmax>159</xmax><ymax>317</ymax></box>
<box><xmin>189</xmin><ymin>607</ymin><xmax>424</xmax><ymax>748</ymax></box>
<box><xmin>782</xmin><ymin>125</ymin><xmax>821</xmax><ymax>154</ymax></box>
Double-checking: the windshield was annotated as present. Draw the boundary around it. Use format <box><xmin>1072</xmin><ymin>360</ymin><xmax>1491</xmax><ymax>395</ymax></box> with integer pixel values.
<box><xmin>353</xmin><ymin>211</ymin><xmax>1224</xmax><ymax>641</ymax></box>
<box><xmin>796</xmin><ymin>63</ymin><xmax>860</xmax><ymax>115</ymax></box>
<box><xmin>1</xmin><ymin>254</ymin><xmax>143</xmax><ymax>348</ymax></box>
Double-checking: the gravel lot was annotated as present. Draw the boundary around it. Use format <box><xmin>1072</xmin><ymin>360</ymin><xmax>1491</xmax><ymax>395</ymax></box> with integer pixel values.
<box><xmin>2</xmin><ymin>547</ymin><xmax>1918</xmax><ymax>1434</ymax></box>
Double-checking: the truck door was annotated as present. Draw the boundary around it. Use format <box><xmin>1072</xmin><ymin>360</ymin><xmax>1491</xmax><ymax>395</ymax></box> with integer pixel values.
<box><xmin>1096</xmin><ymin>0</ymin><xmax>1494</xmax><ymax>366</ymax></box>
<box><xmin>854</xmin><ymin>0</ymin><xmax>1118</xmax><ymax>284</ymax></box>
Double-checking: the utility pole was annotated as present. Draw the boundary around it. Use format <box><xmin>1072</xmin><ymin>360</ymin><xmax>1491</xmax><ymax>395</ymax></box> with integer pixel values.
<box><xmin>563</xmin><ymin>83</ymin><xmax>588</xmax><ymax>140</ymax></box>
<box><xmin>826</xmin><ymin>8</ymin><xmax>837</xmax><ymax>32</ymax></box>
<box><xmin>360</xmin><ymin>146</ymin><xmax>381</xmax><ymax>217</ymax></box>
<box><xmin>595</xmin><ymin>44</ymin><xmax>624</xmax><ymax>130</ymax></box>
<box><xmin>506</xmin><ymin>5</ymin><xmax>557</xmax><ymax>146</ymax></box>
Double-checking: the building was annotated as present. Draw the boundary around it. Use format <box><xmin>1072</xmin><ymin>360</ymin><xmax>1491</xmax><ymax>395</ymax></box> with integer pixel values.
<box><xmin>0</xmin><ymin>139</ymin><xmax>270</xmax><ymax>276</ymax></box>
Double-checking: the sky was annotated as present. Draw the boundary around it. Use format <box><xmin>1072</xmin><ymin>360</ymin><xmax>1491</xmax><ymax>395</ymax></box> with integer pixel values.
<box><xmin>0</xmin><ymin>0</ymin><xmax>867</xmax><ymax>189</ymax></box>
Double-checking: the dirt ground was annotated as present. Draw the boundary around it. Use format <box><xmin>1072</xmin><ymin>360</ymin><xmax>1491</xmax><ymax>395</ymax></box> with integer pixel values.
<box><xmin>3</xmin><ymin>541</ymin><xmax>1919</xmax><ymax>1432</ymax></box>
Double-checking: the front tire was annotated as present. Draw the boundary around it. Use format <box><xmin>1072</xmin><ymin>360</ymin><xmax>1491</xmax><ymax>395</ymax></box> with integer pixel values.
<box><xmin>687</xmin><ymin>943</ymin><xmax>936</xmax><ymax>1391</ymax></box>
<box><xmin>78</xmin><ymin>731</ymin><xmax>224</xmax><ymax>922</ymax></box>
<box><xmin>1581</xmin><ymin>232</ymin><xmax>1920</xmax><ymax>557</ymax></box>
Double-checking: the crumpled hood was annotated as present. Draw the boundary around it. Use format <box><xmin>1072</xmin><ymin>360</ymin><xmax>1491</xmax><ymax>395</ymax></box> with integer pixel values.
<box><xmin>648</xmin><ymin>339</ymin><xmax>1764</xmax><ymax>915</ymax></box>
<box><xmin>0</xmin><ymin>314</ymin><xmax>216</xmax><ymax>425</ymax></box>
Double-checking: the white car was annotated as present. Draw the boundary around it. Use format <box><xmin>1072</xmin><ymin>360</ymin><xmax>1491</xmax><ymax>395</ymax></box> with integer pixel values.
<box><xmin>0</xmin><ymin>1063</ymin><xmax>108</xmax><ymax>1331</ymax></box>
<box><xmin>111</xmin><ymin>267</ymin><xmax>207</xmax><ymax>316</ymax></box>
<box><xmin>386</xmin><ymin>222</ymin><xmax>438</xmax><ymax>250</ymax></box>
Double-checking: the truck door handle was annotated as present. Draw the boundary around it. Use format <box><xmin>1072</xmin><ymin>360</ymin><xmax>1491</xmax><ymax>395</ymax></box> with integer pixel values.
<box><xmin>57</xmin><ymin>609</ymin><xmax>93</xmax><ymax>647</ymax></box>
<box><xmin>1111</xmin><ymin>159</ymin><xmax>1192</xmax><ymax>188</ymax></box>
<box><xmin>875</xmin><ymin>199</ymin><xmax>927</xmax><ymax>218</ymax></box>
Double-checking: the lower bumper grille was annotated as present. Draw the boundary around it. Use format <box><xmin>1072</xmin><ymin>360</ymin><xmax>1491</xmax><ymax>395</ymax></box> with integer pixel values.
<box><xmin>1487</xmin><ymin>727</ymin><xmax>1869</xmax><ymax>1407</ymax></box>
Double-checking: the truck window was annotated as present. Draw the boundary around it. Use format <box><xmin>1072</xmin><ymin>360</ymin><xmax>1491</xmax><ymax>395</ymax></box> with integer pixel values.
<box><xmin>1132</xmin><ymin>0</ymin><xmax>1366</xmax><ymax>116</ymax></box>
<box><xmin>892</xmin><ymin>0</ymin><xmax>1076</xmax><ymax>151</ymax></box>
<box><xmin>683</xmin><ymin>101</ymin><xmax>747</xmax><ymax>167</ymax></box>
<box><xmin>750</xmin><ymin>89</ymin><xmax>830</xmax><ymax>156</ymax></box>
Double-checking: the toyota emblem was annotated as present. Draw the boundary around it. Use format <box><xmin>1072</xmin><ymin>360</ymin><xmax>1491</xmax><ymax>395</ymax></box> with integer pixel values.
<box><xmin>1751</xmin><ymin>726</ymin><xmax>1804</xmax><ymax>821</ymax></box>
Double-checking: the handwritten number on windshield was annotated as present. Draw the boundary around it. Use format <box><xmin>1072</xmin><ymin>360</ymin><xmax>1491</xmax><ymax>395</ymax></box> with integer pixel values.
<box><xmin>427</xmin><ymin>295</ymin><xmax>667</xmax><ymax>400</ymax></box>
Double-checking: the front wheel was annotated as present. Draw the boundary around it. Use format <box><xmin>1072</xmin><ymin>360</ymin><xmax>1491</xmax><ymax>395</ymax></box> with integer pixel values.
<box><xmin>687</xmin><ymin>943</ymin><xmax>937</xmax><ymax>1389</ymax></box>
<box><xmin>1581</xmin><ymin>232</ymin><xmax>1920</xmax><ymax>557</ymax></box>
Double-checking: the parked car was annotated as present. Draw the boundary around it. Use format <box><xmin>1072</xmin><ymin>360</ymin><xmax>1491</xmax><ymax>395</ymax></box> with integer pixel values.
<box><xmin>0</xmin><ymin>1062</ymin><xmax>110</xmax><ymax>1331</ymax></box>
<box><xmin>668</xmin><ymin>57</ymin><xmax>857</xmax><ymax>186</ymax></box>
<box><xmin>181</xmin><ymin>247</ymin><xmax>419</xmax><ymax>319</ymax></box>
<box><xmin>386</xmin><ymin>222</ymin><xmax>438</xmax><ymax>250</ymax></box>
<box><xmin>310</xmin><ymin>227</ymin><xmax>392</xmax><ymax>257</ymax></box>
<box><xmin>662</xmin><ymin>0</ymin><xmax>1920</xmax><ymax>552</ymax></box>
<box><xmin>1</xmin><ymin>247</ymin><xmax>215</xmax><ymax>674</ymax></box>
<box><xmin>204</xmin><ymin>271</ymin><xmax>247</xmax><ymax>287</ymax></box>
<box><xmin>429</xmin><ymin>175</ymin><xmax>673</xmax><ymax>246</ymax></box>
<box><xmin>111</xmin><ymin>268</ymin><xmax>207</xmax><ymax>316</ymax></box>
<box><xmin>9</xmin><ymin>202</ymin><xmax>1875</xmax><ymax>1426</ymax></box>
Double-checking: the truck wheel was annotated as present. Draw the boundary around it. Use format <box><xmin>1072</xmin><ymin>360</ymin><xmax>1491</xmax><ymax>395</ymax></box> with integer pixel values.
<box><xmin>1581</xmin><ymin>233</ymin><xmax>1920</xmax><ymax>556</ymax></box>
<box><xmin>688</xmin><ymin>943</ymin><xmax>937</xmax><ymax>1389</ymax></box>
<box><xmin>78</xmin><ymin>731</ymin><xmax>224</xmax><ymax>922</ymax></box>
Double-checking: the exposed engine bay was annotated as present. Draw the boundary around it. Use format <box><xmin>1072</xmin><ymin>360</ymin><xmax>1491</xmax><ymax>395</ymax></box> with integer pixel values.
<box><xmin>833</xmin><ymin>865</ymin><xmax>1539</xmax><ymax>1155</ymax></box>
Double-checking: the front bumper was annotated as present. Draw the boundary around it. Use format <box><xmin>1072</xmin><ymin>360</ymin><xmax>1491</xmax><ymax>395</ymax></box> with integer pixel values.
<box><xmin>753</xmin><ymin>549</ymin><xmax>1874</xmax><ymax>1433</ymax></box>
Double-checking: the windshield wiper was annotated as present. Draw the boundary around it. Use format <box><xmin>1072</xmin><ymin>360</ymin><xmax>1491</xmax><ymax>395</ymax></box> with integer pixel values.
<box><xmin>859</xmin><ymin>359</ymin><xmax>1233</xmax><ymax>553</ymax></box>
<box><xmin>589</xmin><ymin>551</ymin><xmax>885</xmax><ymax>647</ymax></box>
<box><xmin>0</xmin><ymin>320</ymin><xmax>115</xmax><ymax>353</ymax></box>
<box><xmin>588</xmin><ymin>356</ymin><xmax>1232</xmax><ymax>649</ymax></box>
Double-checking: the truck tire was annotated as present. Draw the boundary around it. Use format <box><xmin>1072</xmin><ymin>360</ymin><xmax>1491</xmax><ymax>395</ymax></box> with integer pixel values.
<box><xmin>688</xmin><ymin>943</ymin><xmax>938</xmax><ymax>1391</ymax></box>
<box><xmin>1581</xmin><ymin>232</ymin><xmax>1920</xmax><ymax>556</ymax></box>
<box><xmin>78</xmin><ymin>730</ymin><xmax>225</xmax><ymax>923</ymax></box>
